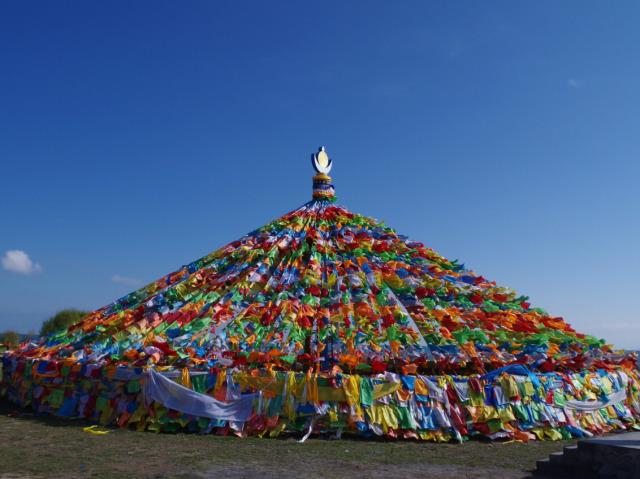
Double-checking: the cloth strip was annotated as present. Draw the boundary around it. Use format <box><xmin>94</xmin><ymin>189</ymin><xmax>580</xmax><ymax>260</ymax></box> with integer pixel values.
<box><xmin>144</xmin><ymin>368</ymin><xmax>255</xmax><ymax>421</ymax></box>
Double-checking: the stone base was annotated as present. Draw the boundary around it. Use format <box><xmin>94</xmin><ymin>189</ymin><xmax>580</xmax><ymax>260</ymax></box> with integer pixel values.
<box><xmin>534</xmin><ymin>431</ymin><xmax>640</xmax><ymax>479</ymax></box>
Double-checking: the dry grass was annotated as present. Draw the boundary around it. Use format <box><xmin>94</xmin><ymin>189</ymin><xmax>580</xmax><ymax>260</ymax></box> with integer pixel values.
<box><xmin>0</xmin><ymin>400</ymin><xmax>572</xmax><ymax>479</ymax></box>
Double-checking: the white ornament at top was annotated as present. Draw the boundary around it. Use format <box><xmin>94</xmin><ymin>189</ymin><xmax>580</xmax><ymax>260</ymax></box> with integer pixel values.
<box><xmin>311</xmin><ymin>146</ymin><xmax>332</xmax><ymax>175</ymax></box>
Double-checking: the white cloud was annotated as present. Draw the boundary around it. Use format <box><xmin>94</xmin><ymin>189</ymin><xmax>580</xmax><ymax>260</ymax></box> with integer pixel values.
<box><xmin>568</xmin><ymin>78</ymin><xmax>583</xmax><ymax>88</ymax></box>
<box><xmin>1</xmin><ymin>250</ymin><xmax>42</xmax><ymax>275</ymax></box>
<box><xmin>111</xmin><ymin>274</ymin><xmax>143</xmax><ymax>288</ymax></box>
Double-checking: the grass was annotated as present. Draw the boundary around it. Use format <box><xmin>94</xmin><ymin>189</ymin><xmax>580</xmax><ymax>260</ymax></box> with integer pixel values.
<box><xmin>0</xmin><ymin>400</ymin><xmax>573</xmax><ymax>479</ymax></box>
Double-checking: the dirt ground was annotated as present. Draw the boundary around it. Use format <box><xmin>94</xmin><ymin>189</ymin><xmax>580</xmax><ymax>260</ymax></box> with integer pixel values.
<box><xmin>0</xmin><ymin>400</ymin><xmax>572</xmax><ymax>479</ymax></box>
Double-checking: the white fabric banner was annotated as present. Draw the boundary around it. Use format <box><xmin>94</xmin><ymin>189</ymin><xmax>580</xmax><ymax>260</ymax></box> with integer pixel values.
<box><xmin>143</xmin><ymin>369</ymin><xmax>255</xmax><ymax>422</ymax></box>
<box><xmin>563</xmin><ymin>388</ymin><xmax>627</xmax><ymax>411</ymax></box>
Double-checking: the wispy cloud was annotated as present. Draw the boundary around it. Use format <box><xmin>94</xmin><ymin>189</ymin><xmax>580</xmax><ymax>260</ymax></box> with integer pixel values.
<box><xmin>567</xmin><ymin>78</ymin><xmax>583</xmax><ymax>89</ymax></box>
<box><xmin>111</xmin><ymin>274</ymin><xmax>143</xmax><ymax>288</ymax></box>
<box><xmin>1</xmin><ymin>250</ymin><xmax>42</xmax><ymax>275</ymax></box>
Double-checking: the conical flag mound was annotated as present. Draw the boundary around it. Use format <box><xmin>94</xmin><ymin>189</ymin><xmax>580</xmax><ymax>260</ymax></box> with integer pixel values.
<box><xmin>16</xmin><ymin>199</ymin><xmax>616</xmax><ymax>373</ymax></box>
<box><xmin>2</xmin><ymin>148</ymin><xmax>639</xmax><ymax>442</ymax></box>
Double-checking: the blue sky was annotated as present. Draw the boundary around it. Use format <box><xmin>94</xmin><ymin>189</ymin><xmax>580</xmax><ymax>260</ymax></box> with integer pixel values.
<box><xmin>1</xmin><ymin>1</ymin><xmax>638</xmax><ymax>348</ymax></box>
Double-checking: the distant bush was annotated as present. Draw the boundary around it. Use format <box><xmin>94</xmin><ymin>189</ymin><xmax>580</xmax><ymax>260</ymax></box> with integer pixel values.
<box><xmin>0</xmin><ymin>330</ymin><xmax>20</xmax><ymax>348</ymax></box>
<box><xmin>40</xmin><ymin>309</ymin><xmax>88</xmax><ymax>336</ymax></box>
